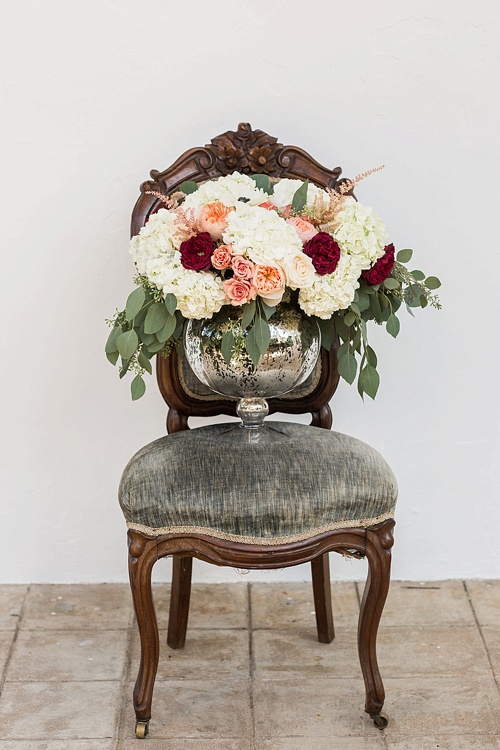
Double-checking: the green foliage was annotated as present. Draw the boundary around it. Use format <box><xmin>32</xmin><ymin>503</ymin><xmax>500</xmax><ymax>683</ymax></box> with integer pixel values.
<box><xmin>242</xmin><ymin>300</ymin><xmax>256</xmax><ymax>329</ymax></box>
<box><xmin>144</xmin><ymin>303</ymin><xmax>170</xmax><ymax>334</ymax></box>
<box><xmin>116</xmin><ymin>329</ymin><xmax>138</xmax><ymax>360</ymax></box>
<box><xmin>251</xmin><ymin>174</ymin><xmax>274</xmax><ymax>194</ymax></box>
<box><xmin>131</xmin><ymin>374</ymin><xmax>146</xmax><ymax>401</ymax></box>
<box><xmin>291</xmin><ymin>180</ymin><xmax>309</xmax><ymax>212</ymax></box>
<box><xmin>397</xmin><ymin>248</ymin><xmax>413</xmax><ymax>263</ymax></box>
<box><xmin>178</xmin><ymin>181</ymin><xmax>198</xmax><ymax>195</ymax></box>
<box><xmin>125</xmin><ymin>287</ymin><xmax>146</xmax><ymax>322</ymax></box>
<box><xmin>338</xmin><ymin>350</ymin><xmax>357</xmax><ymax>384</ymax></box>
<box><xmin>221</xmin><ymin>330</ymin><xmax>235</xmax><ymax>365</ymax></box>
<box><xmin>165</xmin><ymin>293</ymin><xmax>177</xmax><ymax>315</ymax></box>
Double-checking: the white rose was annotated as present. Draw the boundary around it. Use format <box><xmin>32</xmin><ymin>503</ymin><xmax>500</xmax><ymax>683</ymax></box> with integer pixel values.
<box><xmin>281</xmin><ymin>252</ymin><xmax>316</xmax><ymax>290</ymax></box>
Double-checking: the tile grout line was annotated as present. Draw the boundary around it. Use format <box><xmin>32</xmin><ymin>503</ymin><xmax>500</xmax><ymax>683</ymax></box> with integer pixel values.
<box><xmin>247</xmin><ymin>582</ymin><xmax>257</xmax><ymax>750</ymax></box>
<box><xmin>462</xmin><ymin>580</ymin><xmax>500</xmax><ymax>694</ymax></box>
<box><xmin>113</xmin><ymin>607</ymin><xmax>136</xmax><ymax>750</ymax></box>
<box><xmin>0</xmin><ymin>585</ymin><xmax>30</xmax><ymax>698</ymax></box>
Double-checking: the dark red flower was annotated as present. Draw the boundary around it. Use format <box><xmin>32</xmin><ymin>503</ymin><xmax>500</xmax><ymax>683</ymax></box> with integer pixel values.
<box><xmin>180</xmin><ymin>232</ymin><xmax>214</xmax><ymax>271</ymax></box>
<box><xmin>361</xmin><ymin>244</ymin><xmax>395</xmax><ymax>285</ymax></box>
<box><xmin>303</xmin><ymin>232</ymin><xmax>341</xmax><ymax>276</ymax></box>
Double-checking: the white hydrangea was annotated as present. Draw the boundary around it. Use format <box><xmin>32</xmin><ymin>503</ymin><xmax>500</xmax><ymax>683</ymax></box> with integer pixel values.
<box><xmin>298</xmin><ymin>254</ymin><xmax>361</xmax><ymax>319</ymax></box>
<box><xmin>222</xmin><ymin>203</ymin><xmax>302</xmax><ymax>265</ymax></box>
<box><xmin>270</xmin><ymin>178</ymin><xmax>329</xmax><ymax>210</ymax></box>
<box><xmin>129</xmin><ymin>209</ymin><xmax>178</xmax><ymax>277</ymax></box>
<box><xmin>183</xmin><ymin>171</ymin><xmax>266</xmax><ymax>214</ymax></box>
<box><xmin>333</xmin><ymin>198</ymin><xmax>388</xmax><ymax>269</ymax></box>
<box><xmin>160</xmin><ymin>259</ymin><xmax>226</xmax><ymax>319</ymax></box>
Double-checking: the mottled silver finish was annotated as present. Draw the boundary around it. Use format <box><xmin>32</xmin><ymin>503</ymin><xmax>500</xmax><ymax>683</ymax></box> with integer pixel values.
<box><xmin>184</xmin><ymin>303</ymin><xmax>321</xmax><ymax>401</ymax></box>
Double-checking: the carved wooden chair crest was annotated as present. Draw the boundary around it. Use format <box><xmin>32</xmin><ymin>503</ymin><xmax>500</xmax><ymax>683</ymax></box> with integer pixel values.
<box><xmin>120</xmin><ymin>123</ymin><xmax>397</xmax><ymax>739</ymax></box>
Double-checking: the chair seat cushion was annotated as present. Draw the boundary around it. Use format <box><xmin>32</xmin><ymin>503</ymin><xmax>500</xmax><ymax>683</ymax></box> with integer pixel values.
<box><xmin>119</xmin><ymin>422</ymin><xmax>397</xmax><ymax>544</ymax></box>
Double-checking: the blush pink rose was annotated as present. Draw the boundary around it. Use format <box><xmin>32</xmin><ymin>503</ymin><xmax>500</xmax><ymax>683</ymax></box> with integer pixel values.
<box><xmin>252</xmin><ymin>264</ymin><xmax>286</xmax><ymax>306</ymax></box>
<box><xmin>198</xmin><ymin>202</ymin><xmax>233</xmax><ymax>240</ymax></box>
<box><xmin>223</xmin><ymin>278</ymin><xmax>257</xmax><ymax>306</ymax></box>
<box><xmin>286</xmin><ymin>216</ymin><xmax>318</xmax><ymax>244</ymax></box>
<box><xmin>211</xmin><ymin>244</ymin><xmax>233</xmax><ymax>270</ymax></box>
<box><xmin>231</xmin><ymin>255</ymin><xmax>255</xmax><ymax>281</ymax></box>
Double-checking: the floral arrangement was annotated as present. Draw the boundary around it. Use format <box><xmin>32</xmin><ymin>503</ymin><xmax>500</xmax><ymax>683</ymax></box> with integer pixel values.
<box><xmin>106</xmin><ymin>170</ymin><xmax>440</xmax><ymax>400</ymax></box>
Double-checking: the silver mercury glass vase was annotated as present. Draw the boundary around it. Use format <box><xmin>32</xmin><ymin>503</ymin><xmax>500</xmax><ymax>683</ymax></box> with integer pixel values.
<box><xmin>184</xmin><ymin>303</ymin><xmax>321</xmax><ymax>443</ymax></box>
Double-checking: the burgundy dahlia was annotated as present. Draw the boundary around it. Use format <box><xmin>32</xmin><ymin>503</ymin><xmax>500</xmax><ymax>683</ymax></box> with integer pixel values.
<box><xmin>362</xmin><ymin>244</ymin><xmax>395</xmax><ymax>286</ymax></box>
<box><xmin>303</xmin><ymin>232</ymin><xmax>341</xmax><ymax>276</ymax></box>
<box><xmin>180</xmin><ymin>232</ymin><xmax>214</xmax><ymax>271</ymax></box>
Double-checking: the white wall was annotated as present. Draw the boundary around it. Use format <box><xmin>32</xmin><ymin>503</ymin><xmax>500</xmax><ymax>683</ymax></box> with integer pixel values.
<box><xmin>1</xmin><ymin>0</ymin><xmax>499</xmax><ymax>583</ymax></box>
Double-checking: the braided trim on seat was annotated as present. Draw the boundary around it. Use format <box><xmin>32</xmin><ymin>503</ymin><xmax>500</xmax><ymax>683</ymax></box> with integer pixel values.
<box><xmin>126</xmin><ymin>511</ymin><xmax>395</xmax><ymax>545</ymax></box>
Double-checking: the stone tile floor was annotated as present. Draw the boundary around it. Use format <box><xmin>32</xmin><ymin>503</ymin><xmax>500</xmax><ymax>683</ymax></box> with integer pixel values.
<box><xmin>1</xmin><ymin>580</ymin><xmax>500</xmax><ymax>748</ymax></box>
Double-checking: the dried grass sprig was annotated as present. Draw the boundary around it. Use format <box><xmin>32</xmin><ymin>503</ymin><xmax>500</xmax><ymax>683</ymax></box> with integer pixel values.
<box><xmin>306</xmin><ymin>165</ymin><xmax>385</xmax><ymax>230</ymax></box>
<box><xmin>144</xmin><ymin>190</ymin><xmax>185</xmax><ymax>210</ymax></box>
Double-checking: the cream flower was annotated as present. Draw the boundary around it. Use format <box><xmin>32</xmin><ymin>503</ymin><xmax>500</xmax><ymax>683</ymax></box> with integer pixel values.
<box><xmin>281</xmin><ymin>252</ymin><xmax>315</xmax><ymax>290</ymax></box>
<box><xmin>223</xmin><ymin>203</ymin><xmax>302</xmax><ymax>265</ymax></box>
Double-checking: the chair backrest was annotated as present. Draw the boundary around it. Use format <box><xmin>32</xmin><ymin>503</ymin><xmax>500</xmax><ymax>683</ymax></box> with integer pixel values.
<box><xmin>130</xmin><ymin>123</ymin><xmax>344</xmax><ymax>433</ymax></box>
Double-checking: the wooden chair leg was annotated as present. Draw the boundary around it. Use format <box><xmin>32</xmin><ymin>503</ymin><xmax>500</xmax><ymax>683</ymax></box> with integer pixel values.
<box><xmin>357</xmin><ymin>519</ymin><xmax>395</xmax><ymax>729</ymax></box>
<box><xmin>167</xmin><ymin>555</ymin><xmax>193</xmax><ymax>649</ymax></box>
<box><xmin>128</xmin><ymin>531</ymin><xmax>160</xmax><ymax>739</ymax></box>
<box><xmin>311</xmin><ymin>552</ymin><xmax>335</xmax><ymax>643</ymax></box>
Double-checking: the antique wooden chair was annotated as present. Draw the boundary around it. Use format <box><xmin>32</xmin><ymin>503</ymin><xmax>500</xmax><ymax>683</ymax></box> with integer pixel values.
<box><xmin>119</xmin><ymin>123</ymin><xmax>397</xmax><ymax>739</ymax></box>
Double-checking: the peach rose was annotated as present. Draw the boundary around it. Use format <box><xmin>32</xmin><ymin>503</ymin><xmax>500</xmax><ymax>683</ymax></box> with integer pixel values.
<box><xmin>259</xmin><ymin>201</ymin><xmax>277</xmax><ymax>211</ymax></box>
<box><xmin>211</xmin><ymin>244</ymin><xmax>233</xmax><ymax>270</ymax></box>
<box><xmin>198</xmin><ymin>202</ymin><xmax>233</xmax><ymax>240</ymax></box>
<box><xmin>252</xmin><ymin>264</ymin><xmax>286</xmax><ymax>306</ymax></box>
<box><xmin>286</xmin><ymin>216</ymin><xmax>318</xmax><ymax>244</ymax></box>
<box><xmin>231</xmin><ymin>255</ymin><xmax>255</xmax><ymax>281</ymax></box>
<box><xmin>223</xmin><ymin>278</ymin><xmax>257</xmax><ymax>306</ymax></box>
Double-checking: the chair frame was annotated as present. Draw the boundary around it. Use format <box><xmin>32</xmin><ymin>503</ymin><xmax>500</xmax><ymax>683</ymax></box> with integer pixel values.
<box><xmin>127</xmin><ymin>123</ymin><xmax>394</xmax><ymax>738</ymax></box>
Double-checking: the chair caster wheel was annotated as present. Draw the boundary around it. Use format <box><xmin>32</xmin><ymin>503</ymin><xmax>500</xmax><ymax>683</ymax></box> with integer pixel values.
<box><xmin>372</xmin><ymin>712</ymin><xmax>388</xmax><ymax>729</ymax></box>
<box><xmin>135</xmin><ymin>720</ymin><xmax>149</xmax><ymax>738</ymax></box>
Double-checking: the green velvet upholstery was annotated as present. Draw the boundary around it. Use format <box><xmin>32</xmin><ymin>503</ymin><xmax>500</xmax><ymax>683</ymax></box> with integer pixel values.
<box><xmin>119</xmin><ymin>422</ymin><xmax>397</xmax><ymax>544</ymax></box>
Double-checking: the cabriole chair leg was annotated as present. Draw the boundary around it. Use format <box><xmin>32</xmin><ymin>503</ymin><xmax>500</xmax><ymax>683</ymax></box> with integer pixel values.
<box><xmin>357</xmin><ymin>519</ymin><xmax>394</xmax><ymax>729</ymax></box>
<box><xmin>128</xmin><ymin>531</ymin><xmax>160</xmax><ymax>739</ymax></box>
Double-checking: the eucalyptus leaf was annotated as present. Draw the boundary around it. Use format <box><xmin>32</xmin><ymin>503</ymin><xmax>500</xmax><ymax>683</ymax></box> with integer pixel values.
<box><xmin>397</xmin><ymin>248</ymin><xmax>413</xmax><ymax>263</ymax></box>
<box><xmin>291</xmin><ymin>179</ymin><xmax>309</xmax><ymax>212</ymax></box>
<box><xmin>131</xmin><ymin>374</ymin><xmax>146</xmax><ymax>401</ymax></box>
<box><xmin>125</xmin><ymin>287</ymin><xmax>146</xmax><ymax>322</ymax></box>
<box><xmin>383</xmin><ymin>277</ymin><xmax>400</xmax><ymax>290</ymax></box>
<box><xmin>137</xmin><ymin>350</ymin><xmax>153</xmax><ymax>374</ymax></box>
<box><xmin>420</xmin><ymin>295</ymin><xmax>428</xmax><ymax>308</ymax></box>
<box><xmin>386</xmin><ymin>313</ymin><xmax>400</xmax><ymax>338</ymax></box>
<box><xmin>334</xmin><ymin>316</ymin><xmax>348</xmax><ymax>341</ymax></box>
<box><xmin>144</xmin><ymin>302</ymin><xmax>169</xmax><ymax>334</ymax></box>
<box><xmin>411</xmin><ymin>269</ymin><xmax>425</xmax><ymax>281</ymax></box>
<box><xmin>318</xmin><ymin>318</ymin><xmax>335</xmax><ymax>351</ymax></box>
<box><xmin>116</xmin><ymin>329</ymin><xmax>139</xmax><ymax>360</ymax></box>
<box><xmin>139</xmin><ymin>330</ymin><xmax>156</xmax><ymax>346</ymax></box>
<box><xmin>251</xmin><ymin>174</ymin><xmax>273</xmax><ymax>194</ymax></box>
<box><xmin>147</xmin><ymin>339</ymin><xmax>166</xmax><ymax>354</ymax></box>
<box><xmin>106</xmin><ymin>349</ymin><xmax>119</xmax><ymax>366</ymax></box>
<box><xmin>260</xmin><ymin>300</ymin><xmax>276</xmax><ymax>321</ymax></box>
<box><xmin>254</xmin><ymin>315</ymin><xmax>271</xmax><ymax>355</ymax></box>
<box><xmin>359</xmin><ymin>364</ymin><xmax>380</xmax><ymax>400</ymax></box>
<box><xmin>370</xmin><ymin>293</ymin><xmax>383</xmax><ymax>323</ymax></box>
<box><xmin>178</xmin><ymin>180</ymin><xmax>198</xmax><ymax>195</ymax></box>
<box><xmin>425</xmin><ymin>276</ymin><xmax>441</xmax><ymax>290</ymax></box>
<box><xmin>338</xmin><ymin>351</ymin><xmax>357</xmax><ymax>385</ymax></box>
<box><xmin>156</xmin><ymin>314</ymin><xmax>177</xmax><ymax>343</ymax></box>
<box><xmin>221</xmin><ymin>330</ymin><xmax>235</xmax><ymax>365</ymax></box>
<box><xmin>344</xmin><ymin>311</ymin><xmax>356</xmax><ymax>327</ymax></box>
<box><xmin>119</xmin><ymin>359</ymin><xmax>130</xmax><ymax>378</ymax></box>
<box><xmin>366</xmin><ymin>345</ymin><xmax>377</xmax><ymax>367</ymax></box>
<box><xmin>105</xmin><ymin>326</ymin><xmax>122</xmax><ymax>353</ymax></box>
<box><xmin>165</xmin><ymin>293</ymin><xmax>177</xmax><ymax>316</ymax></box>
<box><xmin>245</xmin><ymin>327</ymin><xmax>261</xmax><ymax>367</ymax></box>
<box><xmin>357</xmin><ymin>293</ymin><xmax>370</xmax><ymax>313</ymax></box>
<box><xmin>242</xmin><ymin>300</ymin><xmax>256</xmax><ymax>329</ymax></box>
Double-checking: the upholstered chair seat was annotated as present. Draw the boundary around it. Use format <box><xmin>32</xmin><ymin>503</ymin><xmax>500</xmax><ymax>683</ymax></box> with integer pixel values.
<box><xmin>120</xmin><ymin>422</ymin><xmax>397</xmax><ymax>543</ymax></box>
